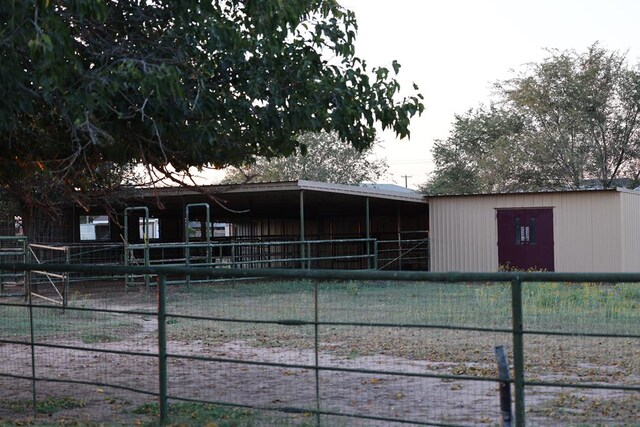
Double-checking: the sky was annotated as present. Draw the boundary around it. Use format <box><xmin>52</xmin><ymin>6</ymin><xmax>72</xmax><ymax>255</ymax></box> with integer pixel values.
<box><xmin>339</xmin><ymin>0</ymin><xmax>640</xmax><ymax>188</ymax></box>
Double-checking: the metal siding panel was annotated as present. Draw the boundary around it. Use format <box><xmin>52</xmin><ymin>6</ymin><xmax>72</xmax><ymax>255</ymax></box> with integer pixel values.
<box><xmin>431</xmin><ymin>196</ymin><xmax>498</xmax><ymax>272</ymax></box>
<box><xmin>620</xmin><ymin>192</ymin><xmax>640</xmax><ymax>271</ymax></box>
<box><xmin>550</xmin><ymin>192</ymin><xmax>621</xmax><ymax>272</ymax></box>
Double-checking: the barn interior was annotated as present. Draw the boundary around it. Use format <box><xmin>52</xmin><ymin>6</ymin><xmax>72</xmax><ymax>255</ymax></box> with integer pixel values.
<box><xmin>11</xmin><ymin>180</ymin><xmax>430</xmax><ymax>271</ymax></box>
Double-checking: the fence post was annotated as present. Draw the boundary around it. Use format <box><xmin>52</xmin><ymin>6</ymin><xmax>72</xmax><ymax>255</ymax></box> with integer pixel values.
<box><xmin>158</xmin><ymin>274</ymin><xmax>168</xmax><ymax>423</ymax></box>
<box><xmin>28</xmin><ymin>274</ymin><xmax>37</xmax><ymax>417</ymax></box>
<box><xmin>495</xmin><ymin>345</ymin><xmax>513</xmax><ymax>427</ymax></box>
<box><xmin>373</xmin><ymin>240</ymin><xmax>378</xmax><ymax>270</ymax></box>
<box><xmin>510</xmin><ymin>278</ymin><xmax>525</xmax><ymax>426</ymax></box>
<box><xmin>313</xmin><ymin>280</ymin><xmax>321</xmax><ymax>426</ymax></box>
<box><xmin>64</xmin><ymin>247</ymin><xmax>70</xmax><ymax>308</ymax></box>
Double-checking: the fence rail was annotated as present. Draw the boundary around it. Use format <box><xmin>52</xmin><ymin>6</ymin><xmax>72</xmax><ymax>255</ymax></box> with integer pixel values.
<box><xmin>0</xmin><ymin>263</ymin><xmax>638</xmax><ymax>426</ymax></box>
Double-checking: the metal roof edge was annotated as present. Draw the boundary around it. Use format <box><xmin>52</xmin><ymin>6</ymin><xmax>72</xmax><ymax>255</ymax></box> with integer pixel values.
<box><xmin>296</xmin><ymin>180</ymin><xmax>427</xmax><ymax>203</ymax></box>
<box><xmin>614</xmin><ymin>187</ymin><xmax>640</xmax><ymax>195</ymax></box>
<box><xmin>426</xmin><ymin>187</ymin><xmax>625</xmax><ymax>200</ymax></box>
<box><xmin>133</xmin><ymin>180</ymin><xmax>427</xmax><ymax>203</ymax></box>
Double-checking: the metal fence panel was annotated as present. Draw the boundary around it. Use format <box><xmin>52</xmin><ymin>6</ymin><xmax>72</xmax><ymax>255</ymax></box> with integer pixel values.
<box><xmin>0</xmin><ymin>263</ymin><xmax>638</xmax><ymax>426</ymax></box>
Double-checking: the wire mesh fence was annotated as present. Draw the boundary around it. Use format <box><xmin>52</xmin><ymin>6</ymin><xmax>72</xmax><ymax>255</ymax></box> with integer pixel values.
<box><xmin>0</xmin><ymin>264</ymin><xmax>638</xmax><ymax>426</ymax></box>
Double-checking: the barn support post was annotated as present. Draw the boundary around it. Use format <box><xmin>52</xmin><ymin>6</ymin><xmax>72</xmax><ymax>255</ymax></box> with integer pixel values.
<box><xmin>511</xmin><ymin>278</ymin><xmax>525</xmax><ymax>427</ymax></box>
<box><xmin>158</xmin><ymin>274</ymin><xmax>168</xmax><ymax>423</ymax></box>
<box><xmin>299</xmin><ymin>190</ymin><xmax>306</xmax><ymax>268</ymax></box>
<box><xmin>397</xmin><ymin>207</ymin><xmax>402</xmax><ymax>271</ymax></box>
<box><xmin>63</xmin><ymin>248</ymin><xmax>70</xmax><ymax>308</ymax></box>
<box><xmin>124</xmin><ymin>207</ymin><xmax>150</xmax><ymax>290</ymax></box>
<box><xmin>365</xmin><ymin>197</ymin><xmax>371</xmax><ymax>269</ymax></box>
<box><xmin>184</xmin><ymin>203</ymin><xmax>212</xmax><ymax>287</ymax></box>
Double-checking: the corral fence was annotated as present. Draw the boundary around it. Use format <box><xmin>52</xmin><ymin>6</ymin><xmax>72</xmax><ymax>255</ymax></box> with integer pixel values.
<box><xmin>0</xmin><ymin>263</ymin><xmax>638</xmax><ymax>426</ymax></box>
<box><xmin>1</xmin><ymin>235</ymin><xmax>429</xmax><ymax>301</ymax></box>
<box><xmin>125</xmin><ymin>237</ymin><xmax>428</xmax><ymax>274</ymax></box>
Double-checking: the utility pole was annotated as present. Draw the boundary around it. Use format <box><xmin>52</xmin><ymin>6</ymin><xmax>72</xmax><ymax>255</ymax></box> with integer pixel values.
<box><xmin>401</xmin><ymin>175</ymin><xmax>412</xmax><ymax>188</ymax></box>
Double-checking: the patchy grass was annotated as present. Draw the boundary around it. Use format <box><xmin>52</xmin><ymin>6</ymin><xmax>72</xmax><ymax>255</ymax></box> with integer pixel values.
<box><xmin>135</xmin><ymin>401</ymin><xmax>255</xmax><ymax>426</ymax></box>
<box><xmin>0</xmin><ymin>302</ymin><xmax>138</xmax><ymax>341</ymax></box>
<box><xmin>0</xmin><ymin>397</ymin><xmax>85</xmax><ymax>415</ymax></box>
<box><xmin>164</xmin><ymin>280</ymin><xmax>639</xmax><ymax>378</ymax></box>
<box><xmin>81</xmin><ymin>332</ymin><xmax>121</xmax><ymax>344</ymax></box>
<box><xmin>529</xmin><ymin>391</ymin><xmax>640</xmax><ymax>424</ymax></box>
<box><xmin>133</xmin><ymin>401</ymin><xmax>315</xmax><ymax>427</ymax></box>
<box><xmin>167</xmin><ymin>279</ymin><xmax>639</xmax><ymax>330</ymax></box>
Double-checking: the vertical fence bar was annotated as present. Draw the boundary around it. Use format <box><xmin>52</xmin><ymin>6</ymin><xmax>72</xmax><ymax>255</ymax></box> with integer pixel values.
<box><xmin>231</xmin><ymin>243</ymin><xmax>236</xmax><ymax>269</ymax></box>
<box><xmin>24</xmin><ymin>241</ymin><xmax>30</xmax><ymax>302</ymax></box>
<box><xmin>313</xmin><ymin>280</ymin><xmax>321</xmax><ymax>426</ymax></box>
<box><xmin>28</xmin><ymin>273</ymin><xmax>37</xmax><ymax>417</ymax></box>
<box><xmin>300</xmin><ymin>190</ymin><xmax>306</xmax><ymax>269</ymax></box>
<box><xmin>511</xmin><ymin>278</ymin><xmax>525</xmax><ymax>426</ymax></box>
<box><xmin>63</xmin><ymin>248</ymin><xmax>70</xmax><ymax>308</ymax></box>
<box><xmin>158</xmin><ymin>274</ymin><xmax>168</xmax><ymax>423</ymax></box>
<box><xmin>373</xmin><ymin>240</ymin><xmax>378</xmax><ymax>270</ymax></box>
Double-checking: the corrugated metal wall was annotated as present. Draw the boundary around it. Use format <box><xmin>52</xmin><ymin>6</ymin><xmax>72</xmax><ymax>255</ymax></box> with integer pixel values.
<box><xmin>429</xmin><ymin>190</ymin><xmax>634</xmax><ymax>272</ymax></box>
<box><xmin>620</xmin><ymin>191</ymin><xmax>640</xmax><ymax>271</ymax></box>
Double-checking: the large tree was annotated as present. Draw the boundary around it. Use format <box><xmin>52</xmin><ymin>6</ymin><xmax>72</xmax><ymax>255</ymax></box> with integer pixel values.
<box><xmin>422</xmin><ymin>106</ymin><xmax>527</xmax><ymax>194</ymax></box>
<box><xmin>222</xmin><ymin>131</ymin><xmax>388</xmax><ymax>184</ymax></box>
<box><xmin>0</xmin><ymin>0</ymin><xmax>423</xmax><ymax>231</ymax></box>
<box><xmin>423</xmin><ymin>44</ymin><xmax>640</xmax><ymax>194</ymax></box>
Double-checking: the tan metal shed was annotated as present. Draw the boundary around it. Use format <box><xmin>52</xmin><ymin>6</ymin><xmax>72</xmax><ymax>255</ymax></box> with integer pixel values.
<box><xmin>429</xmin><ymin>188</ymin><xmax>640</xmax><ymax>272</ymax></box>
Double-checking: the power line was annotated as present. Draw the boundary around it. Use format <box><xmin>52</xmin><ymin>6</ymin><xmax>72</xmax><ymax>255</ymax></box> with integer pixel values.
<box><xmin>388</xmin><ymin>159</ymin><xmax>431</xmax><ymax>165</ymax></box>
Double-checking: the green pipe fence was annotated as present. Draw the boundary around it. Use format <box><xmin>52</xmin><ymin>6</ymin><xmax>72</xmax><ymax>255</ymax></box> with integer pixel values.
<box><xmin>0</xmin><ymin>236</ymin><xmax>27</xmax><ymax>299</ymax></box>
<box><xmin>0</xmin><ymin>262</ymin><xmax>638</xmax><ymax>426</ymax></box>
<box><xmin>123</xmin><ymin>238</ymin><xmax>381</xmax><ymax>290</ymax></box>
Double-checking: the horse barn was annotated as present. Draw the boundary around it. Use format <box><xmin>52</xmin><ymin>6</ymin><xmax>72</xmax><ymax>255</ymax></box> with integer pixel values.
<box><xmin>12</xmin><ymin>180</ymin><xmax>429</xmax><ymax>274</ymax></box>
<box><xmin>7</xmin><ymin>182</ymin><xmax>640</xmax><ymax>275</ymax></box>
<box><xmin>428</xmin><ymin>187</ymin><xmax>640</xmax><ymax>272</ymax></box>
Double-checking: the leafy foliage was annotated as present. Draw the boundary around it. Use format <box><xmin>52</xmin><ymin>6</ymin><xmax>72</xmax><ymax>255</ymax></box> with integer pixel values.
<box><xmin>422</xmin><ymin>106</ymin><xmax>527</xmax><ymax>194</ymax></box>
<box><xmin>0</xmin><ymin>0</ymin><xmax>423</xmax><ymax>215</ymax></box>
<box><xmin>423</xmin><ymin>44</ymin><xmax>640</xmax><ymax>194</ymax></box>
<box><xmin>222</xmin><ymin>131</ymin><xmax>388</xmax><ymax>184</ymax></box>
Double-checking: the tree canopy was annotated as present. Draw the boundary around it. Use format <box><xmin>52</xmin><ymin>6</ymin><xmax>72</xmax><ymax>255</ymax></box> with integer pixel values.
<box><xmin>423</xmin><ymin>44</ymin><xmax>640</xmax><ymax>195</ymax></box>
<box><xmin>222</xmin><ymin>131</ymin><xmax>388</xmax><ymax>184</ymax></box>
<box><xmin>1</xmin><ymin>0</ymin><xmax>423</xmax><ymax>214</ymax></box>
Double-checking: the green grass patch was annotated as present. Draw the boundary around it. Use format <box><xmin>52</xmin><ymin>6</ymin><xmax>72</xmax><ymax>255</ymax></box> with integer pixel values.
<box><xmin>133</xmin><ymin>401</ymin><xmax>313</xmax><ymax>426</ymax></box>
<box><xmin>133</xmin><ymin>402</ymin><xmax>256</xmax><ymax>427</ymax></box>
<box><xmin>477</xmin><ymin>281</ymin><xmax>640</xmax><ymax>333</ymax></box>
<box><xmin>168</xmin><ymin>280</ymin><xmax>514</xmax><ymax>326</ymax></box>
<box><xmin>167</xmin><ymin>279</ymin><xmax>640</xmax><ymax>336</ymax></box>
<box><xmin>0</xmin><ymin>397</ymin><xmax>85</xmax><ymax>415</ymax></box>
<box><xmin>81</xmin><ymin>332</ymin><xmax>121</xmax><ymax>343</ymax></box>
<box><xmin>0</xmin><ymin>304</ymin><xmax>138</xmax><ymax>341</ymax></box>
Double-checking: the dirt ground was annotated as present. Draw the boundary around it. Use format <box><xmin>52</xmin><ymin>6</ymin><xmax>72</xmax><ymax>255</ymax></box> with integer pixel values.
<box><xmin>1</xmin><ymin>282</ymin><xmax>638</xmax><ymax>426</ymax></box>
<box><xmin>1</xmin><ymin>326</ymin><xmax>502</xmax><ymax>425</ymax></box>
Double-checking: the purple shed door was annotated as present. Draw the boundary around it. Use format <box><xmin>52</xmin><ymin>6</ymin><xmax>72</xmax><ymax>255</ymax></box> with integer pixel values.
<box><xmin>497</xmin><ymin>208</ymin><xmax>554</xmax><ymax>271</ymax></box>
